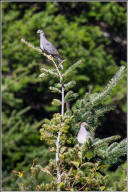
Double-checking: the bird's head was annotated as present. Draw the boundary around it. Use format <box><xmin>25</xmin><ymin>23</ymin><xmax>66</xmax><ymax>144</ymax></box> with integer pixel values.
<box><xmin>37</xmin><ymin>29</ymin><xmax>44</xmax><ymax>35</ymax></box>
<box><xmin>81</xmin><ymin>122</ymin><xmax>88</xmax><ymax>127</ymax></box>
<box><xmin>77</xmin><ymin>122</ymin><xmax>88</xmax><ymax>127</ymax></box>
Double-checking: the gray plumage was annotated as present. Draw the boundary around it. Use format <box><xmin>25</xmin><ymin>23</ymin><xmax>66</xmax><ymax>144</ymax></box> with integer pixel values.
<box><xmin>77</xmin><ymin>122</ymin><xmax>92</xmax><ymax>145</ymax></box>
<box><xmin>37</xmin><ymin>29</ymin><xmax>63</xmax><ymax>69</ymax></box>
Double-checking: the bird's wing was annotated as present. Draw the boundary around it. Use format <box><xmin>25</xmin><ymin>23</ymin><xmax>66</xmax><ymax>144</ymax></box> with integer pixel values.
<box><xmin>43</xmin><ymin>40</ymin><xmax>59</xmax><ymax>56</ymax></box>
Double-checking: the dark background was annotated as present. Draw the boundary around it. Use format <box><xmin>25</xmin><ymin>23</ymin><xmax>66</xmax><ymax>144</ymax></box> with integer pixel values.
<box><xmin>2</xmin><ymin>2</ymin><xmax>126</xmax><ymax>190</ymax></box>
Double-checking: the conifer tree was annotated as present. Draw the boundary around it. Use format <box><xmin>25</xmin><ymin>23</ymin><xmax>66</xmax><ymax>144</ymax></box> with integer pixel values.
<box><xmin>21</xmin><ymin>38</ymin><xmax>126</xmax><ymax>191</ymax></box>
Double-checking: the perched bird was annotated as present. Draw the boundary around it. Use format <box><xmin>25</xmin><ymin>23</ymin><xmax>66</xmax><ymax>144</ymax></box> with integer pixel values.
<box><xmin>77</xmin><ymin>122</ymin><xmax>92</xmax><ymax>145</ymax></box>
<box><xmin>37</xmin><ymin>29</ymin><xmax>63</xmax><ymax>69</ymax></box>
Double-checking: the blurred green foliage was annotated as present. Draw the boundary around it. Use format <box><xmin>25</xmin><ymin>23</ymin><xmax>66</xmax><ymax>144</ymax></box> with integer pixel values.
<box><xmin>2</xmin><ymin>2</ymin><xmax>126</xmax><ymax>190</ymax></box>
<box><xmin>106</xmin><ymin>161</ymin><xmax>127</xmax><ymax>191</ymax></box>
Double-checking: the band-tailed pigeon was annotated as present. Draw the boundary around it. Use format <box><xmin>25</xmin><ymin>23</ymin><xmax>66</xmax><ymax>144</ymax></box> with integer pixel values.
<box><xmin>37</xmin><ymin>29</ymin><xmax>63</xmax><ymax>69</ymax></box>
<box><xmin>77</xmin><ymin>122</ymin><xmax>92</xmax><ymax>144</ymax></box>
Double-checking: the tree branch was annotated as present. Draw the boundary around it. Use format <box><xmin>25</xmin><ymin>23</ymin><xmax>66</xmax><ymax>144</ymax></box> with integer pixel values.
<box><xmin>21</xmin><ymin>38</ymin><xmax>64</xmax><ymax>191</ymax></box>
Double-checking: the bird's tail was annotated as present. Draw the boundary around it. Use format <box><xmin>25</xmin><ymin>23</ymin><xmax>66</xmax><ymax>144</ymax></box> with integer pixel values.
<box><xmin>56</xmin><ymin>56</ymin><xmax>64</xmax><ymax>69</ymax></box>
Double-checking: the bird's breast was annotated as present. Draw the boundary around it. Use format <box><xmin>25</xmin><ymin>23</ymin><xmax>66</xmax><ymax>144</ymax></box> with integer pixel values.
<box><xmin>40</xmin><ymin>42</ymin><xmax>44</xmax><ymax>50</ymax></box>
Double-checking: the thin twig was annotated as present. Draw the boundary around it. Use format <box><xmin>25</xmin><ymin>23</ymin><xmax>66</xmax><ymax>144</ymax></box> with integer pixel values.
<box><xmin>52</xmin><ymin>59</ymin><xmax>63</xmax><ymax>81</ymax></box>
<box><xmin>21</xmin><ymin>38</ymin><xmax>44</xmax><ymax>54</ymax></box>
<box><xmin>56</xmin><ymin>70</ymin><xmax>64</xmax><ymax>192</ymax></box>
<box><xmin>61</xmin><ymin>85</ymin><xmax>64</xmax><ymax>116</ymax></box>
<box><xmin>53</xmin><ymin>60</ymin><xmax>64</xmax><ymax>192</ymax></box>
<box><xmin>56</xmin><ymin>130</ymin><xmax>61</xmax><ymax>191</ymax></box>
<box><xmin>78</xmin><ymin>183</ymin><xmax>88</xmax><ymax>191</ymax></box>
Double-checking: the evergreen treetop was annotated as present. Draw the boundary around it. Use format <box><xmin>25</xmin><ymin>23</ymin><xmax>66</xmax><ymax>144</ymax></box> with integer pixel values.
<box><xmin>21</xmin><ymin>38</ymin><xmax>126</xmax><ymax>191</ymax></box>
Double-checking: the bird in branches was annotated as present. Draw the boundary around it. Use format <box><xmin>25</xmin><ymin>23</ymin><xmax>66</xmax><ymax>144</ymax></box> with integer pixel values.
<box><xmin>77</xmin><ymin>122</ymin><xmax>93</xmax><ymax>145</ymax></box>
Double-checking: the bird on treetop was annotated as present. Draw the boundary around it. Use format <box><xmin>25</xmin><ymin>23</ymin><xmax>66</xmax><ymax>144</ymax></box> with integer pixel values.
<box><xmin>37</xmin><ymin>29</ymin><xmax>64</xmax><ymax>69</ymax></box>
